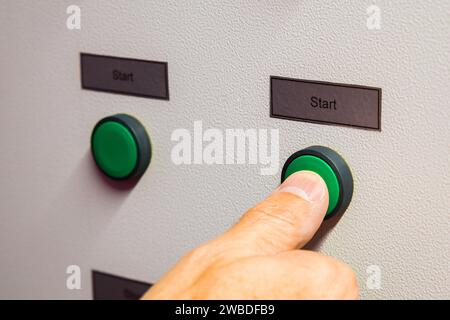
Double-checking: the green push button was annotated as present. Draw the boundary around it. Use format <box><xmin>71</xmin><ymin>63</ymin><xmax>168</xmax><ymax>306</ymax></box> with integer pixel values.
<box><xmin>92</xmin><ymin>122</ymin><xmax>138</xmax><ymax>179</ymax></box>
<box><xmin>284</xmin><ymin>155</ymin><xmax>340</xmax><ymax>216</ymax></box>
<box><xmin>91</xmin><ymin>114</ymin><xmax>151</xmax><ymax>180</ymax></box>
<box><xmin>281</xmin><ymin>146</ymin><xmax>353</xmax><ymax>219</ymax></box>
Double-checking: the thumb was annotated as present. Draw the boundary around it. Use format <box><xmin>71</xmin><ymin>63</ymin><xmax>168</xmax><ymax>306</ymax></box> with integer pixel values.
<box><xmin>222</xmin><ymin>171</ymin><xmax>329</xmax><ymax>255</ymax></box>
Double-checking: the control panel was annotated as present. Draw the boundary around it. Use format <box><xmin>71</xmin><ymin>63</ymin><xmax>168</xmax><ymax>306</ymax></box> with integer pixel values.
<box><xmin>0</xmin><ymin>1</ymin><xmax>448</xmax><ymax>300</ymax></box>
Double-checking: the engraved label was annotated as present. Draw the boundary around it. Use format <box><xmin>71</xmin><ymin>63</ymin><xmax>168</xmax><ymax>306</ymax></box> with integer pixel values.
<box><xmin>81</xmin><ymin>53</ymin><xmax>169</xmax><ymax>100</ymax></box>
<box><xmin>271</xmin><ymin>77</ymin><xmax>381</xmax><ymax>130</ymax></box>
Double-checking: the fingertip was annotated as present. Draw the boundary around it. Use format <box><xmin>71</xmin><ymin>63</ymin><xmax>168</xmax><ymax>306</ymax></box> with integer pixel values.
<box><xmin>276</xmin><ymin>170</ymin><xmax>329</xmax><ymax>215</ymax></box>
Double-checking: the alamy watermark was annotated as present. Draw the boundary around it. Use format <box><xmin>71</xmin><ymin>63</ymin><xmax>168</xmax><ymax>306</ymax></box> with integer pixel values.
<box><xmin>171</xmin><ymin>121</ymin><xmax>280</xmax><ymax>175</ymax></box>
<box><xmin>66</xmin><ymin>5</ymin><xmax>81</xmax><ymax>30</ymax></box>
<box><xmin>66</xmin><ymin>265</ymin><xmax>81</xmax><ymax>290</ymax></box>
<box><xmin>366</xmin><ymin>5</ymin><xmax>381</xmax><ymax>30</ymax></box>
<box><xmin>366</xmin><ymin>265</ymin><xmax>382</xmax><ymax>290</ymax></box>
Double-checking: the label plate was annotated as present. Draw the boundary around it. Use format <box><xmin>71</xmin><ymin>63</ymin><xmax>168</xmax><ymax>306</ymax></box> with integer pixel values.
<box><xmin>270</xmin><ymin>76</ymin><xmax>381</xmax><ymax>130</ymax></box>
<box><xmin>92</xmin><ymin>270</ymin><xmax>152</xmax><ymax>300</ymax></box>
<box><xmin>81</xmin><ymin>53</ymin><xmax>169</xmax><ymax>100</ymax></box>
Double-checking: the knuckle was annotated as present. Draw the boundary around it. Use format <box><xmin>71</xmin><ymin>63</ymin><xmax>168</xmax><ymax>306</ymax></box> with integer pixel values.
<box><xmin>311</xmin><ymin>254</ymin><xmax>359</xmax><ymax>298</ymax></box>
<box><xmin>184</xmin><ymin>243</ymin><xmax>213</xmax><ymax>262</ymax></box>
<box><xmin>184</xmin><ymin>240</ymin><xmax>237</xmax><ymax>267</ymax></box>
<box><xmin>334</xmin><ymin>261</ymin><xmax>359</xmax><ymax>297</ymax></box>
<box><xmin>337</xmin><ymin>262</ymin><xmax>357</xmax><ymax>283</ymax></box>
<box><xmin>314</xmin><ymin>257</ymin><xmax>340</xmax><ymax>280</ymax></box>
<box><xmin>246</xmin><ymin>195</ymin><xmax>309</xmax><ymax>228</ymax></box>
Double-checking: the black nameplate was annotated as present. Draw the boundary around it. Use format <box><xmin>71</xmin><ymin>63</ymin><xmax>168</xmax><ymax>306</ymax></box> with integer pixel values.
<box><xmin>92</xmin><ymin>270</ymin><xmax>152</xmax><ymax>300</ymax></box>
<box><xmin>270</xmin><ymin>76</ymin><xmax>381</xmax><ymax>130</ymax></box>
<box><xmin>81</xmin><ymin>53</ymin><xmax>169</xmax><ymax>100</ymax></box>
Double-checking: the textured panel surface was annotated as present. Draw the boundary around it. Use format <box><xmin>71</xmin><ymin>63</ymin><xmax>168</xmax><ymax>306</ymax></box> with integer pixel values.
<box><xmin>0</xmin><ymin>1</ymin><xmax>449</xmax><ymax>299</ymax></box>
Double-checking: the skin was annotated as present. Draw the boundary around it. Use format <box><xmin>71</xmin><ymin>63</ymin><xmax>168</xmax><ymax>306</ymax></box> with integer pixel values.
<box><xmin>141</xmin><ymin>171</ymin><xmax>359</xmax><ymax>300</ymax></box>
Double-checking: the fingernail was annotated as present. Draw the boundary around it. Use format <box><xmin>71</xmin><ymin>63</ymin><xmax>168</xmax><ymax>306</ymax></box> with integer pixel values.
<box><xmin>275</xmin><ymin>171</ymin><xmax>327</xmax><ymax>203</ymax></box>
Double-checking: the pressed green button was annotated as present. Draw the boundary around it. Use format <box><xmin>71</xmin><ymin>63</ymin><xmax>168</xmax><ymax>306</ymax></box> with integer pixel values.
<box><xmin>283</xmin><ymin>155</ymin><xmax>340</xmax><ymax>216</ymax></box>
<box><xmin>91</xmin><ymin>121</ymin><xmax>138</xmax><ymax>179</ymax></box>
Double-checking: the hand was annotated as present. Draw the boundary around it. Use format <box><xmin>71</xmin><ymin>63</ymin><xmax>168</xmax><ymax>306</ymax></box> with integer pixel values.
<box><xmin>141</xmin><ymin>171</ymin><xmax>358</xmax><ymax>299</ymax></box>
